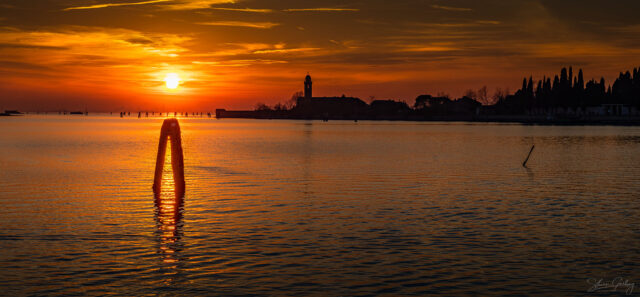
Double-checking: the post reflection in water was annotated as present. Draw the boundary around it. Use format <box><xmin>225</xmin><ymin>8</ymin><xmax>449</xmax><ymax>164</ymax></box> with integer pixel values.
<box><xmin>154</xmin><ymin>151</ymin><xmax>184</xmax><ymax>273</ymax></box>
<box><xmin>152</xmin><ymin>119</ymin><xmax>186</xmax><ymax>284</ymax></box>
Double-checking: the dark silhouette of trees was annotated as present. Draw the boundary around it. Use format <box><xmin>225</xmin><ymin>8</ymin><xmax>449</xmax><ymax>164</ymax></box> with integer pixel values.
<box><xmin>290</xmin><ymin>91</ymin><xmax>303</xmax><ymax>102</ymax></box>
<box><xmin>494</xmin><ymin>66</ymin><xmax>640</xmax><ymax>114</ymax></box>
<box><xmin>477</xmin><ymin>86</ymin><xmax>489</xmax><ymax>105</ymax></box>
<box><xmin>413</xmin><ymin>94</ymin><xmax>479</xmax><ymax>116</ymax></box>
<box><xmin>463</xmin><ymin>89</ymin><xmax>477</xmax><ymax>100</ymax></box>
<box><xmin>273</xmin><ymin>102</ymin><xmax>286</xmax><ymax>111</ymax></box>
<box><xmin>254</xmin><ymin>102</ymin><xmax>272</xmax><ymax>111</ymax></box>
<box><xmin>285</xmin><ymin>91</ymin><xmax>302</xmax><ymax>109</ymax></box>
<box><xmin>612</xmin><ymin>71</ymin><xmax>635</xmax><ymax>105</ymax></box>
<box><xmin>370</xmin><ymin>100</ymin><xmax>411</xmax><ymax>119</ymax></box>
<box><xmin>414</xmin><ymin>95</ymin><xmax>451</xmax><ymax>113</ymax></box>
<box><xmin>493</xmin><ymin>88</ymin><xmax>508</xmax><ymax>104</ymax></box>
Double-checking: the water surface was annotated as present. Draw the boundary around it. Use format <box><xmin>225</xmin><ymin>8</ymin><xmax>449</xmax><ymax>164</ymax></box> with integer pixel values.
<box><xmin>1</xmin><ymin>115</ymin><xmax>639</xmax><ymax>296</ymax></box>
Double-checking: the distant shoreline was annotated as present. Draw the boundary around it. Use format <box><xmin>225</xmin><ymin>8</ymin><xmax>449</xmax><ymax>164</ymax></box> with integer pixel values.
<box><xmin>215</xmin><ymin>67</ymin><xmax>640</xmax><ymax>126</ymax></box>
<box><xmin>215</xmin><ymin>109</ymin><xmax>640</xmax><ymax>126</ymax></box>
<box><xmin>5</xmin><ymin>111</ymin><xmax>640</xmax><ymax>126</ymax></box>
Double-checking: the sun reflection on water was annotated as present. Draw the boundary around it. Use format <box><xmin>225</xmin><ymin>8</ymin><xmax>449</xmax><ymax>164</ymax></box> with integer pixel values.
<box><xmin>154</xmin><ymin>146</ymin><xmax>184</xmax><ymax>276</ymax></box>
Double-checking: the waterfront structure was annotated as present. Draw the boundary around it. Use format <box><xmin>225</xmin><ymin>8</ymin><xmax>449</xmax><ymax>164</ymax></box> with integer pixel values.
<box><xmin>304</xmin><ymin>74</ymin><xmax>312</xmax><ymax>99</ymax></box>
<box><xmin>295</xmin><ymin>74</ymin><xmax>367</xmax><ymax>119</ymax></box>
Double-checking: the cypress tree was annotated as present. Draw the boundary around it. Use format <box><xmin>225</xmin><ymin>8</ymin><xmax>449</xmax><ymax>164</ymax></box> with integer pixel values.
<box><xmin>536</xmin><ymin>80</ymin><xmax>543</xmax><ymax>96</ymax></box>
<box><xmin>577</xmin><ymin>69</ymin><xmax>584</xmax><ymax>91</ymax></box>
<box><xmin>560</xmin><ymin>68</ymin><xmax>568</xmax><ymax>86</ymax></box>
<box><xmin>569</xmin><ymin>66</ymin><xmax>573</xmax><ymax>88</ymax></box>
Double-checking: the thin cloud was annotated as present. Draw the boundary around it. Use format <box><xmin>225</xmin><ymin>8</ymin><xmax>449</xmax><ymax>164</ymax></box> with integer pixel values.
<box><xmin>126</xmin><ymin>37</ymin><xmax>155</xmax><ymax>45</ymax></box>
<box><xmin>209</xmin><ymin>7</ymin><xmax>273</xmax><ymax>13</ymax></box>
<box><xmin>252</xmin><ymin>47</ymin><xmax>320</xmax><ymax>54</ymax></box>
<box><xmin>162</xmin><ymin>0</ymin><xmax>235</xmax><ymax>10</ymax></box>
<box><xmin>0</xmin><ymin>43</ymin><xmax>69</xmax><ymax>50</ymax></box>
<box><xmin>0</xmin><ymin>60</ymin><xmax>52</xmax><ymax>71</ymax></box>
<box><xmin>64</xmin><ymin>0</ymin><xmax>170</xmax><ymax>11</ymax></box>
<box><xmin>193</xmin><ymin>59</ymin><xmax>287</xmax><ymax>66</ymax></box>
<box><xmin>611</xmin><ymin>24</ymin><xmax>640</xmax><ymax>33</ymax></box>
<box><xmin>197</xmin><ymin>21</ymin><xmax>279</xmax><ymax>29</ymax></box>
<box><xmin>431</xmin><ymin>4</ymin><xmax>472</xmax><ymax>12</ymax></box>
<box><xmin>398</xmin><ymin>45</ymin><xmax>458</xmax><ymax>52</ymax></box>
<box><xmin>283</xmin><ymin>8</ymin><xmax>359</xmax><ymax>12</ymax></box>
<box><xmin>476</xmin><ymin>20</ymin><xmax>501</xmax><ymax>25</ymax></box>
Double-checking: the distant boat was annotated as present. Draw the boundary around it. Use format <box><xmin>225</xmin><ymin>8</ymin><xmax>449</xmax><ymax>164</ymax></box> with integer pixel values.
<box><xmin>70</xmin><ymin>111</ymin><xmax>84</xmax><ymax>115</ymax></box>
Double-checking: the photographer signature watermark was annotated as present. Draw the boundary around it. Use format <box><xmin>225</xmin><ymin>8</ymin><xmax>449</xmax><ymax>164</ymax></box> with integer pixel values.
<box><xmin>588</xmin><ymin>277</ymin><xmax>635</xmax><ymax>295</ymax></box>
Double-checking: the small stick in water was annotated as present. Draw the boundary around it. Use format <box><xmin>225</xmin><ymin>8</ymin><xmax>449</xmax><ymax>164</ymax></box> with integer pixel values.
<box><xmin>522</xmin><ymin>145</ymin><xmax>535</xmax><ymax>167</ymax></box>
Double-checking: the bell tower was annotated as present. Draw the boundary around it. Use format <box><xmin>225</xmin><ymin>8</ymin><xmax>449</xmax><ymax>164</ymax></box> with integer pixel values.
<box><xmin>304</xmin><ymin>74</ymin><xmax>312</xmax><ymax>99</ymax></box>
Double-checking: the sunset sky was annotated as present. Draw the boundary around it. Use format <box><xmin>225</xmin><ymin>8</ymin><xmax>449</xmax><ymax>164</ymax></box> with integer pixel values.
<box><xmin>1</xmin><ymin>0</ymin><xmax>639</xmax><ymax>111</ymax></box>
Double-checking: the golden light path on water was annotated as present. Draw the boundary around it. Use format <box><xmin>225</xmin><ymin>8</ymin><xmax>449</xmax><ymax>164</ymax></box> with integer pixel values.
<box><xmin>156</xmin><ymin>145</ymin><xmax>182</xmax><ymax>268</ymax></box>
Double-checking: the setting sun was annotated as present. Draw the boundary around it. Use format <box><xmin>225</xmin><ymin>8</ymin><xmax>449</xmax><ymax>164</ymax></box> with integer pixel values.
<box><xmin>164</xmin><ymin>73</ymin><xmax>180</xmax><ymax>89</ymax></box>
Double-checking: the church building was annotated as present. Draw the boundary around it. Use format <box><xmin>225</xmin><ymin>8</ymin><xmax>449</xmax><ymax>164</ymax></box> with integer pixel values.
<box><xmin>295</xmin><ymin>74</ymin><xmax>367</xmax><ymax>118</ymax></box>
<box><xmin>304</xmin><ymin>74</ymin><xmax>312</xmax><ymax>99</ymax></box>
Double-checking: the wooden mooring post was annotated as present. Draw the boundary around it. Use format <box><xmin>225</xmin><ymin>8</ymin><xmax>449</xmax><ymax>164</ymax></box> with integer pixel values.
<box><xmin>152</xmin><ymin>118</ymin><xmax>185</xmax><ymax>197</ymax></box>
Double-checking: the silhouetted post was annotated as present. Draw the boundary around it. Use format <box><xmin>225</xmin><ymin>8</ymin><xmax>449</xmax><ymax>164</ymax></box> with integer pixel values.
<box><xmin>522</xmin><ymin>145</ymin><xmax>535</xmax><ymax>167</ymax></box>
<box><xmin>153</xmin><ymin>118</ymin><xmax>185</xmax><ymax>197</ymax></box>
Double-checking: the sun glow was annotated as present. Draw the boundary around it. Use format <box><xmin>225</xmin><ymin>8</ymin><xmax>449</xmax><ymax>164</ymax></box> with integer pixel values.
<box><xmin>164</xmin><ymin>73</ymin><xmax>181</xmax><ymax>89</ymax></box>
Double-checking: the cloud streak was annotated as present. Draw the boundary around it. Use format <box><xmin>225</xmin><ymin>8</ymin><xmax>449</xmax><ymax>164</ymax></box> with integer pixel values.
<box><xmin>252</xmin><ymin>47</ymin><xmax>320</xmax><ymax>54</ymax></box>
<box><xmin>431</xmin><ymin>5</ymin><xmax>472</xmax><ymax>12</ymax></box>
<box><xmin>162</xmin><ymin>0</ymin><xmax>235</xmax><ymax>10</ymax></box>
<box><xmin>209</xmin><ymin>7</ymin><xmax>273</xmax><ymax>13</ymax></box>
<box><xmin>65</xmin><ymin>0</ymin><xmax>237</xmax><ymax>11</ymax></box>
<box><xmin>196</xmin><ymin>21</ymin><xmax>279</xmax><ymax>29</ymax></box>
<box><xmin>283</xmin><ymin>8</ymin><xmax>359</xmax><ymax>12</ymax></box>
<box><xmin>63</xmin><ymin>0</ymin><xmax>170</xmax><ymax>11</ymax></box>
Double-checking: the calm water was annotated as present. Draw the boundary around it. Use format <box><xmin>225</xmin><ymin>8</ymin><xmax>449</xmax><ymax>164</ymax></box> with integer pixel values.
<box><xmin>1</xmin><ymin>115</ymin><xmax>639</xmax><ymax>296</ymax></box>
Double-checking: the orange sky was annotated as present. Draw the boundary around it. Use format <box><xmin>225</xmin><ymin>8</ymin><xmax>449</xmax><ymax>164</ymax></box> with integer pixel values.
<box><xmin>1</xmin><ymin>0</ymin><xmax>639</xmax><ymax>111</ymax></box>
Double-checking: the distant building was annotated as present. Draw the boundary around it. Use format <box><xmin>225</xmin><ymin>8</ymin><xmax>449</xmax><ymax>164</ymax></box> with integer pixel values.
<box><xmin>585</xmin><ymin>104</ymin><xmax>638</xmax><ymax>116</ymax></box>
<box><xmin>295</xmin><ymin>74</ymin><xmax>367</xmax><ymax>119</ymax></box>
<box><xmin>304</xmin><ymin>74</ymin><xmax>312</xmax><ymax>99</ymax></box>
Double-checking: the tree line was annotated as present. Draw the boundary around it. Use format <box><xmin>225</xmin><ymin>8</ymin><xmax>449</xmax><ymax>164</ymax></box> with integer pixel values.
<box><xmin>494</xmin><ymin>66</ymin><xmax>640</xmax><ymax>114</ymax></box>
